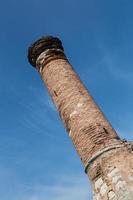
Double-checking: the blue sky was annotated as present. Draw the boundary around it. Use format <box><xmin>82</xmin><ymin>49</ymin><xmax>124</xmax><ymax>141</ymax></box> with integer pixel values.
<box><xmin>0</xmin><ymin>0</ymin><xmax>133</xmax><ymax>199</ymax></box>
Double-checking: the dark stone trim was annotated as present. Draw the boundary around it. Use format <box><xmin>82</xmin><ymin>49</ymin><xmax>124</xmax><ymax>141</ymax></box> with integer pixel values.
<box><xmin>28</xmin><ymin>36</ymin><xmax>65</xmax><ymax>67</ymax></box>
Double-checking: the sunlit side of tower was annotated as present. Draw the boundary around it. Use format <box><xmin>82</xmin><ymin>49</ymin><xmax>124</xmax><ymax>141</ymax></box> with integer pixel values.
<box><xmin>28</xmin><ymin>36</ymin><xmax>133</xmax><ymax>200</ymax></box>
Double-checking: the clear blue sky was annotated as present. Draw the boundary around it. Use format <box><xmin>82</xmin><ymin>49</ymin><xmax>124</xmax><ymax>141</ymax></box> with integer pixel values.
<box><xmin>0</xmin><ymin>0</ymin><xmax>133</xmax><ymax>199</ymax></box>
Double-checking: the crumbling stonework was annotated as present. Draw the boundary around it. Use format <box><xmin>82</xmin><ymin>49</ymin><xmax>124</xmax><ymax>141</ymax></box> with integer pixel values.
<box><xmin>90</xmin><ymin>145</ymin><xmax>133</xmax><ymax>199</ymax></box>
<box><xmin>28</xmin><ymin>36</ymin><xmax>133</xmax><ymax>199</ymax></box>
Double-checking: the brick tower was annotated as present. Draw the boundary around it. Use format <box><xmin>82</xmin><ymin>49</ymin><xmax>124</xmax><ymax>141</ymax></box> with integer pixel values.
<box><xmin>28</xmin><ymin>36</ymin><xmax>133</xmax><ymax>200</ymax></box>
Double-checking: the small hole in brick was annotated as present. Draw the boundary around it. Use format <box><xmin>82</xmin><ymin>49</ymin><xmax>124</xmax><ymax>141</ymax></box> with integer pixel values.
<box><xmin>54</xmin><ymin>90</ymin><xmax>58</xmax><ymax>96</ymax></box>
<box><xmin>103</xmin><ymin>127</ymin><xmax>109</xmax><ymax>134</ymax></box>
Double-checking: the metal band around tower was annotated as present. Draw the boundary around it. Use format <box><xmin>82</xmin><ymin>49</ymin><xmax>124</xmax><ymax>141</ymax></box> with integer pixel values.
<box><xmin>85</xmin><ymin>144</ymin><xmax>124</xmax><ymax>174</ymax></box>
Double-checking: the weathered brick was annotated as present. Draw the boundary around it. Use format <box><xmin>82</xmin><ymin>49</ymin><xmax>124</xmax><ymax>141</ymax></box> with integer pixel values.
<box><xmin>28</xmin><ymin>36</ymin><xmax>133</xmax><ymax>200</ymax></box>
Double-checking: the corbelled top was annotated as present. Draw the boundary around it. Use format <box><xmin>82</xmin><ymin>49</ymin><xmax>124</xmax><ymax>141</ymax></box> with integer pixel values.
<box><xmin>28</xmin><ymin>36</ymin><xmax>64</xmax><ymax>67</ymax></box>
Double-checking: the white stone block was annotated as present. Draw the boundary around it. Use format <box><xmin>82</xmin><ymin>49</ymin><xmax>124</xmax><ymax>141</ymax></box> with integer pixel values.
<box><xmin>108</xmin><ymin>191</ymin><xmax>116</xmax><ymax>199</ymax></box>
<box><xmin>95</xmin><ymin>178</ymin><xmax>103</xmax><ymax>190</ymax></box>
<box><xmin>70</xmin><ymin>110</ymin><xmax>78</xmax><ymax>117</ymax></box>
<box><xmin>108</xmin><ymin>168</ymin><xmax>120</xmax><ymax>178</ymax></box>
<box><xmin>77</xmin><ymin>103</ymin><xmax>83</xmax><ymax>108</ymax></box>
<box><xmin>115</xmin><ymin>180</ymin><xmax>127</xmax><ymax>192</ymax></box>
<box><xmin>112</xmin><ymin>174</ymin><xmax>122</xmax><ymax>184</ymax></box>
<box><xmin>128</xmin><ymin>176</ymin><xmax>133</xmax><ymax>181</ymax></box>
<box><xmin>100</xmin><ymin>183</ymin><xmax>108</xmax><ymax>196</ymax></box>
<box><xmin>94</xmin><ymin>193</ymin><xmax>101</xmax><ymax>200</ymax></box>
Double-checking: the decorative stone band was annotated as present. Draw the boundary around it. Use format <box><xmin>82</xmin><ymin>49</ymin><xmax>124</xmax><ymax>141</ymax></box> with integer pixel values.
<box><xmin>36</xmin><ymin>48</ymin><xmax>66</xmax><ymax>72</ymax></box>
<box><xmin>85</xmin><ymin>144</ymin><xmax>125</xmax><ymax>174</ymax></box>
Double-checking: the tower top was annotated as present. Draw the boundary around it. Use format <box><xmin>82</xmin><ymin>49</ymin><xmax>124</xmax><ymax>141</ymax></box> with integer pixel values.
<box><xmin>28</xmin><ymin>36</ymin><xmax>64</xmax><ymax>67</ymax></box>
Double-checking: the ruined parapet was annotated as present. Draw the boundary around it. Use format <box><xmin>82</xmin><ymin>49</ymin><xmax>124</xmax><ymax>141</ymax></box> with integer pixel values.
<box><xmin>28</xmin><ymin>36</ymin><xmax>133</xmax><ymax>199</ymax></box>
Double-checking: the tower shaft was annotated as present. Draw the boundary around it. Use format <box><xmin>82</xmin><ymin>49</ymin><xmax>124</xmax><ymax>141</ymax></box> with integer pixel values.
<box><xmin>28</xmin><ymin>36</ymin><xmax>133</xmax><ymax>200</ymax></box>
